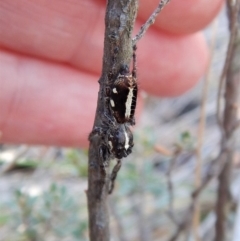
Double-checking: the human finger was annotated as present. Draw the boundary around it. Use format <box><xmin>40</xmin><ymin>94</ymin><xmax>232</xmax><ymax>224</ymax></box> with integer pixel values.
<box><xmin>0</xmin><ymin>50</ymin><xmax>143</xmax><ymax>147</ymax></box>
<box><xmin>0</xmin><ymin>0</ymin><xmax>214</xmax><ymax>96</ymax></box>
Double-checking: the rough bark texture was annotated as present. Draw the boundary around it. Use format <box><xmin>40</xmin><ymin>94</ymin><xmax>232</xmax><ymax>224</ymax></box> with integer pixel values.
<box><xmin>214</xmin><ymin>2</ymin><xmax>240</xmax><ymax>240</ymax></box>
<box><xmin>87</xmin><ymin>1</ymin><xmax>138</xmax><ymax>241</ymax></box>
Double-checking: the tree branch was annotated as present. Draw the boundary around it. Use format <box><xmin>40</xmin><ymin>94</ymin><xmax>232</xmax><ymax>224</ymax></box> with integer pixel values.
<box><xmin>216</xmin><ymin>0</ymin><xmax>240</xmax><ymax>132</ymax></box>
<box><xmin>214</xmin><ymin>1</ymin><xmax>240</xmax><ymax>240</ymax></box>
<box><xmin>87</xmin><ymin>1</ymin><xmax>138</xmax><ymax>241</ymax></box>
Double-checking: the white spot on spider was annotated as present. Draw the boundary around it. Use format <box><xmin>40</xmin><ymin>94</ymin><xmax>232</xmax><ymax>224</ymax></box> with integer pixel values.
<box><xmin>113</xmin><ymin>88</ymin><xmax>118</xmax><ymax>94</ymax></box>
<box><xmin>108</xmin><ymin>141</ymin><xmax>113</xmax><ymax>150</ymax></box>
<box><xmin>110</xmin><ymin>99</ymin><xmax>115</xmax><ymax>107</ymax></box>
<box><xmin>125</xmin><ymin>87</ymin><xmax>134</xmax><ymax>118</ymax></box>
<box><xmin>124</xmin><ymin>131</ymin><xmax>129</xmax><ymax>150</ymax></box>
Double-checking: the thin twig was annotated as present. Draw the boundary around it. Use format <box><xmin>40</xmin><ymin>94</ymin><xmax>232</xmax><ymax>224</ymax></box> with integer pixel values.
<box><xmin>233</xmin><ymin>194</ymin><xmax>240</xmax><ymax>241</ymax></box>
<box><xmin>108</xmin><ymin>159</ymin><xmax>122</xmax><ymax>194</ymax></box>
<box><xmin>214</xmin><ymin>1</ymin><xmax>240</xmax><ymax>240</ymax></box>
<box><xmin>167</xmin><ymin>150</ymin><xmax>228</xmax><ymax>241</ymax></box>
<box><xmin>216</xmin><ymin>0</ymin><xmax>240</xmax><ymax>132</ymax></box>
<box><xmin>167</xmin><ymin>206</ymin><xmax>193</xmax><ymax>241</ymax></box>
<box><xmin>166</xmin><ymin>2</ymin><xmax>239</xmax><ymax>241</ymax></box>
<box><xmin>192</xmin><ymin>151</ymin><xmax>228</xmax><ymax>199</ymax></box>
<box><xmin>165</xmin><ymin>155</ymin><xmax>178</xmax><ymax>225</ymax></box>
<box><xmin>193</xmin><ymin>19</ymin><xmax>218</xmax><ymax>241</ymax></box>
<box><xmin>132</xmin><ymin>0</ymin><xmax>170</xmax><ymax>45</ymax></box>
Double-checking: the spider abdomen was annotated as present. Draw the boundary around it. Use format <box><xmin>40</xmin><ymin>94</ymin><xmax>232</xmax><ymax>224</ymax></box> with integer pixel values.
<box><xmin>110</xmin><ymin>74</ymin><xmax>138</xmax><ymax>124</ymax></box>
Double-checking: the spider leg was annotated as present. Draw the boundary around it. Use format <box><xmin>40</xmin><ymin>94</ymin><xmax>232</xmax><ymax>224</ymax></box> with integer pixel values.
<box><xmin>98</xmin><ymin>144</ymin><xmax>111</xmax><ymax>174</ymax></box>
<box><xmin>132</xmin><ymin>45</ymin><xmax>137</xmax><ymax>78</ymax></box>
<box><xmin>103</xmin><ymin>111</ymin><xmax>116</xmax><ymax>127</ymax></box>
<box><xmin>108</xmin><ymin>159</ymin><xmax>122</xmax><ymax>194</ymax></box>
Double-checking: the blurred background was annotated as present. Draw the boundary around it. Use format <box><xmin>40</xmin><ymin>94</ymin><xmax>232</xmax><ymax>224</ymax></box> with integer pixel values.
<box><xmin>0</xmin><ymin>5</ymin><xmax>240</xmax><ymax>241</ymax></box>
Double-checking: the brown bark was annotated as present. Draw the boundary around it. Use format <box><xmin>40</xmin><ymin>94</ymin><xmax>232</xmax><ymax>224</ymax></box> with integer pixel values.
<box><xmin>214</xmin><ymin>1</ymin><xmax>240</xmax><ymax>240</ymax></box>
<box><xmin>87</xmin><ymin>1</ymin><xmax>138</xmax><ymax>241</ymax></box>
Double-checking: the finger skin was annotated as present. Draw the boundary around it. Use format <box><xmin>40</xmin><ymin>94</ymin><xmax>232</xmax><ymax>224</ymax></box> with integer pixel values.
<box><xmin>0</xmin><ymin>0</ymin><xmax>211</xmax><ymax>96</ymax></box>
<box><xmin>0</xmin><ymin>0</ymin><xmax>218</xmax><ymax>74</ymax></box>
<box><xmin>0</xmin><ymin>50</ymin><xmax>97</xmax><ymax>147</ymax></box>
<box><xmin>138</xmin><ymin>0</ymin><xmax>224</xmax><ymax>34</ymax></box>
<box><xmin>0</xmin><ymin>0</ymin><xmax>105</xmax><ymax>72</ymax></box>
<box><xmin>137</xmin><ymin>30</ymin><xmax>209</xmax><ymax>96</ymax></box>
<box><xmin>0</xmin><ymin>30</ymin><xmax>209</xmax><ymax>146</ymax></box>
<box><xmin>0</xmin><ymin>0</ymin><xmax>211</xmax><ymax>95</ymax></box>
<box><xmin>0</xmin><ymin>0</ymin><xmax>220</xmax><ymax>146</ymax></box>
<box><xmin>0</xmin><ymin>50</ymin><xmax>143</xmax><ymax>147</ymax></box>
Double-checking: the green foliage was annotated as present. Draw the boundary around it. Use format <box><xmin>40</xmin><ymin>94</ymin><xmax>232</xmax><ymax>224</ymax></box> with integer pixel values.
<box><xmin>0</xmin><ymin>128</ymin><xmax>196</xmax><ymax>241</ymax></box>
<box><xmin>1</xmin><ymin>183</ymin><xmax>88</xmax><ymax>241</ymax></box>
<box><xmin>66</xmin><ymin>149</ymin><xmax>88</xmax><ymax>177</ymax></box>
<box><xmin>134</xmin><ymin>127</ymin><xmax>157</xmax><ymax>153</ymax></box>
<box><xmin>116</xmin><ymin>160</ymin><xmax>166</xmax><ymax>197</ymax></box>
<box><xmin>179</xmin><ymin>131</ymin><xmax>195</xmax><ymax>150</ymax></box>
<box><xmin>15</xmin><ymin>159</ymin><xmax>39</xmax><ymax>170</ymax></box>
<box><xmin>46</xmin><ymin>149</ymin><xmax>88</xmax><ymax>178</ymax></box>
